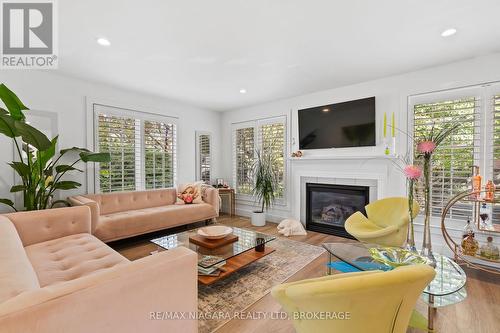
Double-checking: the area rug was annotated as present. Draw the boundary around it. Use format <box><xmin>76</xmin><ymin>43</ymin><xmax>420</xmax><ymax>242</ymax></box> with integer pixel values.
<box><xmin>198</xmin><ymin>236</ymin><xmax>325</xmax><ymax>333</ymax></box>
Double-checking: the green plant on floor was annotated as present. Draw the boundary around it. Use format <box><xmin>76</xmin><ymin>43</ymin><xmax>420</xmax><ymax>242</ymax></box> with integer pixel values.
<box><xmin>0</xmin><ymin>83</ymin><xmax>110</xmax><ymax>211</ymax></box>
<box><xmin>252</xmin><ymin>149</ymin><xmax>279</xmax><ymax>213</ymax></box>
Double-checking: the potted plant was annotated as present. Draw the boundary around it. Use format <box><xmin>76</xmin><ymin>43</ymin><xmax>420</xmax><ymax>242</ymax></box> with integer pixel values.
<box><xmin>0</xmin><ymin>83</ymin><xmax>110</xmax><ymax>211</ymax></box>
<box><xmin>251</xmin><ymin>149</ymin><xmax>279</xmax><ymax>227</ymax></box>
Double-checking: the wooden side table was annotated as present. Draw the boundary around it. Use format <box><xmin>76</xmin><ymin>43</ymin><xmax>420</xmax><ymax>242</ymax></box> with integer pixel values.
<box><xmin>218</xmin><ymin>188</ymin><xmax>235</xmax><ymax>217</ymax></box>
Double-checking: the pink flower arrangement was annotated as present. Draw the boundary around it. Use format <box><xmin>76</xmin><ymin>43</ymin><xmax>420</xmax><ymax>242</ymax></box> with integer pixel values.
<box><xmin>404</xmin><ymin>165</ymin><xmax>422</xmax><ymax>180</ymax></box>
<box><xmin>417</xmin><ymin>141</ymin><xmax>436</xmax><ymax>154</ymax></box>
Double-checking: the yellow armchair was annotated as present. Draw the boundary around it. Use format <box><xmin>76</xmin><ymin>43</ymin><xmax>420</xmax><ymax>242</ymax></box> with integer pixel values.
<box><xmin>345</xmin><ymin>197</ymin><xmax>419</xmax><ymax>247</ymax></box>
<box><xmin>271</xmin><ymin>264</ymin><xmax>435</xmax><ymax>333</ymax></box>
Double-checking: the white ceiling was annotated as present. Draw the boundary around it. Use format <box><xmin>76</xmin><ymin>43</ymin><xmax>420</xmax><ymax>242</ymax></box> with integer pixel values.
<box><xmin>58</xmin><ymin>0</ymin><xmax>500</xmax><ymax>111</ymax></box>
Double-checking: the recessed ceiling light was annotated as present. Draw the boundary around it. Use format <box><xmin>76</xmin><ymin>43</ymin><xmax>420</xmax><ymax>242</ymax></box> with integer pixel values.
<box><xmin>97</xmin><ymin>37</ymin><xmax>111</xmax><ymax>46</ymax></box>
<box><xmin>441</xmin><ymin>28</ymin><xmax>457</xmax><ymax>37</ymax></box>
<box><xmin>239</xmin><ymin>89</ymin><xmax>247</xmax><ymax>94</ymax></box>
<box><xmin>322</xmin><ymin>108</ymin><xmax>330</xmax><ymax>112</ymax></box>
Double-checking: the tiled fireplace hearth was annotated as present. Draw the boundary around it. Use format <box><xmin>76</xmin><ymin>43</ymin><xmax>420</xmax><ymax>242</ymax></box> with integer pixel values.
<box><xmin>305</xmin><ymin>183</ymin><xmax>369</xmax><ymax>238</ymax></box>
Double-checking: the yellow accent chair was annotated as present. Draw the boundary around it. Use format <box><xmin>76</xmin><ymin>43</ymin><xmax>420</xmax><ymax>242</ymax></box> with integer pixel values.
<box><xmin>271</xmin><ymin>264</ymin><xmax>435</xmax><ymax>333</ymax></box>
<box><xmin>345</xmin><ymin>197</ymin><xmax>419</xmax><ymax>247</ymax></box>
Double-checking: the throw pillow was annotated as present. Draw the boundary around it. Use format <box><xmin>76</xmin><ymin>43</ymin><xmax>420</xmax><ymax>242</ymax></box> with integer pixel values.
<box><xmin>176</xmin><ymin>182</ymin><xmax>203</xmax><ymax>204</ymax></box>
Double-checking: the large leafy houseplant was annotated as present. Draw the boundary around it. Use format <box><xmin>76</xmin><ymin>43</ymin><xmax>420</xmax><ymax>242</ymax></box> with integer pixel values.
<box><xmin>0</xmin><ymin>83</ymin><xmax>110</xmax><ymax>211</ymax></box>
<box><xmin>251</xmin><ymin>149</ymin><xmax>279</xmax><ymax>226</ymax></box>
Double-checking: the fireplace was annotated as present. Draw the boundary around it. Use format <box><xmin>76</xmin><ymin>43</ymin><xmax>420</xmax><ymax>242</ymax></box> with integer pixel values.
<box><xmin>306</xmin><ymin>183</ymin><xmax>369</xmax><ymax>238</ymax></box>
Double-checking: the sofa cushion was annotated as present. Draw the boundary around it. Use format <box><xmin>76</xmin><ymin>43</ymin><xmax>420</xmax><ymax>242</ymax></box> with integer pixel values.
<box><xmin>95</xmin><ymin>203</ymin><xmax>218</xmax><ymax>242</ymax></box>
<box><xmin>24</xmin><ymin>233</ymin><xmax>128</xmax><ymax>287</ymax></box>
<box><xmin>0</xmin><ymin>218</ymin><xmax>40</xmax><ymax>303</ymax></box>
<box><xmin>85</xmin><ymin>189</ymin><xmax>177</xmax><ymax>215</ymax></box>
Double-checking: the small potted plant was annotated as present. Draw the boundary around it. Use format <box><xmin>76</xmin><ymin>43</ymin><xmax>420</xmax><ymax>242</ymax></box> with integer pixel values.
<box><xmin>251</xmin><ymin>149</ymin><xmax>279</xmax><ymax>227</ymax></box>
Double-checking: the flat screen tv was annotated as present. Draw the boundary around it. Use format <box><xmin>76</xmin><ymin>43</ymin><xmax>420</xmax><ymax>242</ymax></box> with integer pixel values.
<box><xmin>298</xmin><ymin>97</ymin><xmax>376</xmax><ymax>149</ymax></box>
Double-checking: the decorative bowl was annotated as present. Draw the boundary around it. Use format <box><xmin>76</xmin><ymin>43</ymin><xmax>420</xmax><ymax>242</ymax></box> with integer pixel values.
<box><xmin>369</xmin><ymin>247</ymin><xmax>427</xmax><ymax>268</ymax></box>
<box><xmin>197</xmin><ymin>226</ymin><xmax>233</xmax><ymax>240</ymax></box>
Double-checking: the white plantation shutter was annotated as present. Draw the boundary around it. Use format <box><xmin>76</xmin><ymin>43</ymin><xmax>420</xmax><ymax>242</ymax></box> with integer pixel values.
<box><xmin>97</xmin><ymin>114</ymin><xmax>140</xmax><ymax>192</ymax></box>
<box><xmin>144</xmin><ymin>121</ymin><xmax>177</xmax><ymax>189</ymax></box>
<box><xmin>196</xmin><ymin>133</ymin><xmax>211</xmax><ymax>183</ymax></box>
<box><xmin>490</xmin><ymin>94</ymin><xmax>500</xmax><ymax>223</ymax></box>
<box><xmin>233</xmin><ymin>126</ymin><xmax>255</xmax><ymax>195</ymax></box>
<box><xmin>413</xmin><ymin>97</ymin><xmax>481</xmax><ymax>220</ymax></box>
<box><xmin>232</xmin><ymin>116</ymin><xmax>287</xmax><ymax>199</ymax></box>
<box><xmin>258</xmin><ymin>118</ymin><xmax>286</xmax><ymax>199</ymax></box>
<box><xmin>491</xmin><ymin>94</ymin><xmax>500</xmax><ymax>187</ymax></box>
<box><xmin>94</xmin><ymin>104</ymin><xmax>177</xmax><ymax>193</ymax></box>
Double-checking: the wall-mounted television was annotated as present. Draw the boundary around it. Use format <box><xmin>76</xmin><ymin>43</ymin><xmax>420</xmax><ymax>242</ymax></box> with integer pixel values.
<box><xmin>298</xmin><ymin>97</ymin><xmax>376</xmax><ymax>149</ymax></box>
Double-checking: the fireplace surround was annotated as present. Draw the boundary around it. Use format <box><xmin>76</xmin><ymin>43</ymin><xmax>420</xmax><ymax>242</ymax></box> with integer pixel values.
<box><xmin>305</xmin><ymin>183</ymin><xmax>369</xmax><ymax>238</ymax></box>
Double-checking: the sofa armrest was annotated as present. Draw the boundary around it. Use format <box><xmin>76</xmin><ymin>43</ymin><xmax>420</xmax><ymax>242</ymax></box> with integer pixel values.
<box><xmin>4</xmin><ymin>206</ymin><xmax>92</xmax><ymax>246</ymax></box>
<box><xmin>68</xmin><ymin>195</ymin><xmax>100</xmax><ymax>233</ymax></box>
<box><xmin>203</xmin><ymin>187</ymin><xmax>220</xmax><ymax>216</ymax></box>
<box><xmin>0</xmin><ymin>247</ymin><xmax>198</xmax><ymax>333</ymax></box>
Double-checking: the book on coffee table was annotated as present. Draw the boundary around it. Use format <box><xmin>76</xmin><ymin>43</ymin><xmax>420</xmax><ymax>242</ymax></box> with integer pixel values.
<box><xmin>198</xmin><ymin>255</ymin><xmax>225</xmax><ymax>267</ymax></box>
<box><xmin>198</xmin><ymin>270</ymin><xmax>221</xmax><ymax>277</ymax></box>
<box><xmin>198</xmin><ymin>256</ymin><xmax>226</xmax><ymax>276</ymax></box>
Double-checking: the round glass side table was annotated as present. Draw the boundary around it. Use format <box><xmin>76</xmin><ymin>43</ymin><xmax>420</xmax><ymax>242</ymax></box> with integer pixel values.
<box><xmin>322</xmin><ymin>243</ymin><xmax>467</xmax><ymax>331</ymax></box>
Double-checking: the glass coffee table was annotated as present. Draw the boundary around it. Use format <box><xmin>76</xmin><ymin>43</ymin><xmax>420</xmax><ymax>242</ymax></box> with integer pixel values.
<box><xmin>322</xmin><ymin>242</ymin><xmax>467</xmax><ymax>331</ymax></box>
<box><xmin>151</xmin><ymin>227</ymin><xmax>276</xmax><ymax>285</ymax></box>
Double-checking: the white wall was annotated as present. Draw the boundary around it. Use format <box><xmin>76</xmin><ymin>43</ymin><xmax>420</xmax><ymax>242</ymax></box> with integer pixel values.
<box><xmin>221</xmin><ymin>52</ymin><xmax>500</xmax><ymax>253</ymax></box>
<box><xmin>0</xmin><ymin>70</ymin><xmax>222</xmax><ymax>212</ymax></box>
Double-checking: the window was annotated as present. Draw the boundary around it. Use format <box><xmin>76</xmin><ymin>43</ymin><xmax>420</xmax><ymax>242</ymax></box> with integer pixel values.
<box><xmin>94</xmin><ymin>104</ymin><xmax>177</xmax><ymax>193</ymax></box>
<box><xmin>492</xmin><ymin>94</ymin><xmax>500</xmax><ymax>188</ymax></box>
<box><xmin>196</xmin><ymin>132</ymin><xmax>212</xmax><ymax>183</ymax></box>
<box><xmin>234</xmin><ymin>127</ymin><xmax>255</xmax><ymax>195</ymax></box>
<box><xmin>97</xmin><ymin>114</ymin><xmax>139</xmax><ymax>192</ymax></box>
<box><xmin>232</xmin><ymin>117</ymin><xmax>287</xmax><ymax>200</ymax></box>
<box><xmin>259</xmin><ymin>122</ymin><xmax>286</xmax><ymax>198</ymax></box>
<box><xmin>144</xmin><ymin>120</ymin><xmax>176</xmax><ymax>189</ymax></box>
<box><xmin>490</xmin><ymin>94</ymin><xmax>500</xmax><ymax>223</ymax></box>
<box><xmin>413</xmin><ymin>97</ymin><xmax>480</xmax><ymax>220</ymax></box>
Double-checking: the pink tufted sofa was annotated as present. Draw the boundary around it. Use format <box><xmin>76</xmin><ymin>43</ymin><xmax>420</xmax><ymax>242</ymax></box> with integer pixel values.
<box><xmin>0</xmin><ymin>206</ymin><xmax>197</xmax><ymax>333</ymax></box>
<box><xmin>69</xmin><ymin>187</ymin><xmax>220</xmax><ymax>242</ymax></box>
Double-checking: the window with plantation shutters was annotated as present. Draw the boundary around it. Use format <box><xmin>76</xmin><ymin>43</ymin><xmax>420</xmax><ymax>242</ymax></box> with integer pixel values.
<box><xmin>94</xmin><ymin>104</ymin><xmax>177</xmax><ymax>193</ymax></box>
<box><xmin>97</xmin><ymin>114</ymin><xmax>139</xmax><ymax>192</ymax></box>
<box><xmin>144</xmin><ymin>121</ymin><xmax>176</xmax><ymax>189</ymax></box>
<box><xmin>490</xmin><ymin>94</ymin><xmax>500</xmax><ymax>224</ymax></box>
<box><xmin>232</xmin><ymin>117</ymin><xmax>287</xmax><ymax>199</ymax></box>
<box><xmin>491</xmin><ymin>94</ymin><xmax>500</xmax><ymax>187</ymax></box>
<box><xmin>259</xmin><ymin>121</ymin><xmax>286</xmax><ymax>198</ymax></box>
<box><xmin>196</xmin><ymin>132</ymin><xmax>211</xmax><ymax>183</ymax></box>
<box><xmin>412</xmin><ymin>97</ymin><xmax>480</xmax><ymax>220</ymax></box>
<box><xmin>234</xmin><ymin>126</ymin><xmax>255</xmax><ymax>195</ymax></box>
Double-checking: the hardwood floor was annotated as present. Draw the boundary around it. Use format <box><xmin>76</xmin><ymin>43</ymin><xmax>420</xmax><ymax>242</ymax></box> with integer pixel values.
<box><xmin>113</xmin><ymin>215</ymin><xmax>500</xmax><ymax>333</ymax></box>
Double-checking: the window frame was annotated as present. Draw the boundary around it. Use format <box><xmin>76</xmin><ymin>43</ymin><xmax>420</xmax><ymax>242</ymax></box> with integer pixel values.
<box><xmin>232</xmin><ymin>116</ymin><xmax>288</xmax><ymax>205</ymax></box>
<box><xmin>195</xmin><ymin>131</ymin><xmax>212</xmax><ymax>184</ymax></box>
<box><xmin>86</xmin><ymin>100</ymin><xmax>178</xmax><ymax>193</ymax></box>
<box><xmin>407</xmin><ymin>85</ymin><xmax>493</xmax><ymax>222</ymax></box>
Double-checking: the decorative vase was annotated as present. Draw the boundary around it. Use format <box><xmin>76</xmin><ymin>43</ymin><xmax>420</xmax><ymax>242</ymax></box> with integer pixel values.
<box><xmin>404</xmin><ymin>179</ymin><xmax>417</xmax><ymax>252</ymax></box>
<box><xmin>421</xmin><ymin>154</ymin><xmax>436</xmax><ymax>266</ymax></box>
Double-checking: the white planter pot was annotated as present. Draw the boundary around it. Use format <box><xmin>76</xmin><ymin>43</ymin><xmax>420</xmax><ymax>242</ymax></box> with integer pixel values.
<box><xmin>251</xmin><ymin>211</ymin><xmax>266</xmax><ymax>227</ymax></box>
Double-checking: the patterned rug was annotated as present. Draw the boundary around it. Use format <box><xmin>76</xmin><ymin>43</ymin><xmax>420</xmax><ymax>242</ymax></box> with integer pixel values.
<box><xmin>198</xmin><ymin>236</ymin><xmax>325</xmax><ymax>333</ymax></box>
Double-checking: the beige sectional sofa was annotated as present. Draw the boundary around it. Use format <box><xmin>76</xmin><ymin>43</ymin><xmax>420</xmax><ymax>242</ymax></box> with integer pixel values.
<box><xmin>69</xmin><ymin>187</ymin><xmax>219</xmax><ymax>242</ymax></box>
<box><xmin>0</xmin><ymin>206</ymin><xmax>197</xmax><ymax>333</ymax></box>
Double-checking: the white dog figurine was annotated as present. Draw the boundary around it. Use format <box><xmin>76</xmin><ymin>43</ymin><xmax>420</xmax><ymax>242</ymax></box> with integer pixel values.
<box><xmin>277</xmin><ymin>219</ymin><xmax>307</xmax><ymax>237</ymax></box>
